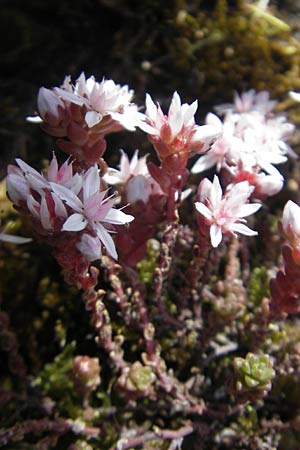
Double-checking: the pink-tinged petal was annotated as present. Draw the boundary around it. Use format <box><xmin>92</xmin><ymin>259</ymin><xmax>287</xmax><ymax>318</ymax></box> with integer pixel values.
<box><xmin>76</xmin><ymin>233</ymin><xmax>102</xmax><ymax>262</ymax></box>
<box><xmin>90</xmin><ymin>84</ymin><xmax>101</xmax><ymax>106</ymax></box>
<box><xmin>210</xmin><ymin>176</ymin><xmax>222</xmax><ymax>208</ymax></box>
<box><xmin>257</xmin><ymin>174</ymin><xmax>283</xmax><ymax>196</ymax></box>
<box><xmin>283</xmin><ymin>200</ymin><xmax>300</xmax><ymax>237</ymax></box>
<box><xmin>95</xmin><ymin>223</ymin><xmax>118</xmax><ymax>259</ymax></box>
<box><xmin>262</xmin><ymin>151</ymin><xmax>287</xmax><ymax>166</ymax></box>
<box><xmin>62</xmin><ymin>213</ymin><xmax>87</xmax><ymax>231</ymax></box>
<box><xmin>130</xmin><ymin>149</ymin><xmax>138</xmax><ymax>168</ymax></box>
<box><xmin>47</xmin><ymin>153</ymin><xmax>59</xmax><ymax>182</ymax></box>
<box><xmin>258</xmin><ymin>161</ymin><xmax>284</xmax><ymax>178</ymax></box>
<box><xmin>26</xmin><ymin>172</ymin><xmax>49</xmax><ymax>191</ymax></box>
<box><xmin>168</xmin><ymin>93</ymin><xmax>183</xmax><ymax>135</ymax></box>
<box><xmin>197</xmin><ymin>178</ymin><xmax>212</xmax><ymax>202</ymax></box>
<box><xmin>119</xmin><ymin>149</ymin><xmax>130</xmax><ymax>176</ymax></box>
<box><xmin>0</xmin><ymin>233</ymin><xmax>31</xmax><ymax>244</ymax></box>
<box><xmin>58</xmin><ymin>158</ymin><xmax>73</xmax><ymax>184</ymax></box>
<box><xmin>110</xmin><ymin>111</ymin><xmax>137</xmax><ymax>131</ymax></box>
<box><xmin>191</xmin><ymin>124</ymin><xmax>222</xmax><ymax>147</ymax></box>
<box><xmin>168</xmin><ymin>91</ymin><xmax>181</xmax><ymax>116</ymax></box>
<box><xmin>210</xmin><ymin>224</ymin><xmax>223</xmax><ymax>247</ymax></box>
<box><xmin>238</xmin><ymin>203</ymin><xmax>261</xmax><ymax>218</ymax></box>
<box><xmin>205</xmin><ymin>112</ymin><xmax>223</xmax><ymax>128</ymax></box>
<box><xmin>40</xmin><ymin>195</ymin><xmax>52</xmax><ymax>231</ymax></box>
<box><xmin>83</xmin><ymin>166</ymin><xmax>100</xmax><ymax>200</ymax></box>
<box><xmin>135</xmin><ymin>153</ymin><xmax>149</xmax><ymax>176</ymax></box>
<box><xmin>145</xmin><ymin>93</ymin><xmax>158</xmax><ymax>123</ymax></box>
<box><xmin>155</xmin><ymin>105</ymin><xmax>165</xmax><ymax>130</ymax></box>
<box><xmin>76</xmin><ymin>72</ymin><xmax>89</xmax><ymax>93</ymax></box>
<box><xmin>227</xmin><ymin>179</ymin><xmax>254</xmax><ymax>196</ymax></box>
<box><xmin>50</xmin><ymin>183</ymin><xmax>83</xmax><ymax>212</ymax></box>
<box><xmin>52</xmin><ymin>193</ymin><xmax>68</xmax><ymax>219</ymax></box>
<box><xmin>175</xmin><ymin>187</ymin><xmax>192</xmax><ymax>202</ymax></box>
<box><xmin>225</xmin><ymin>191</ymin><xmax>252</xmax><ymax>213</ymax></box>
<box><xmin>66</xmin><ymin>173</ymin><xmax>83</xmax><ymax>195</ymax></box>
<box><xmin>191</xmin><ymin>153</ymin><xmax>218</xmax><ymax>174</ymax></box>
<box><xmin>195</xmin><ymin>202</ymin><xmax>212</xmax><ymax>221</ymax></box>
<box><xmin>169</xmin><ymin>109</ymin><xmax>184</xmax><ymax>139</ymax></box>
<box><xmin>103</xmin><ymin>168</ymin><xmax>123</xmax><ymax>185</ymax></box>
<box><xmin>103</xmin><ymin>208</ymin><xmax>134</xmax><ymax>225</ymax></box>
<box><xmin>126</xmin><ymin>175</ymin><xmax>151</xmax><ymax>204</ymax></box>
<box><xmin>54</xmin><ymin>87</ymin><xmax>86</xmax><ymax>106</ymax></box>
<box><xmin>60</xmin><ymin>75</ymin><xmax>73</xmax><ymax>92</ymax></box>
<box><xmin>85</xmin><ymin>111</ymin><xmax>102</xmax><ymax>128</ymax></box>
<box><xmin>279</xmin><ymin>141</ymin><xmax>297</xmax><ymax>158</ymax></box>
<box><xmin>16</xmin><ymin>158</ymin><xmax>43</xmax><ymax>180</ymax></box>
<box><xmin>183</xmin><ymin>100</ymin><xmax>198</xmax><ymax>125</ymax></box>
<box><xmin>37</xmin><ymin>87</ymin><xmax>63</xmax><ymax>119</ymax></box>
<box><xmin>230</xmin><ymin>223</ymin><xmax>258</xmax><ymax>236</ymax></box>
<box><xmin>138</xmin><ymin>120</ymin><xmax>159</xmax><ymax>135</ymax></box>
<box><xmin>6</xmin><ymin>173</ymin><xmax>30</xmax><ymax>204</ymax></box>
<box><xmin>85</xmin><ymin>193</ymin><xmax>112</xmax><ymax>221</ymax></box>
<box><xmin>27</xmin><ymin>195</ymin><xmax>40</xmax><ymax>219</ymax></box>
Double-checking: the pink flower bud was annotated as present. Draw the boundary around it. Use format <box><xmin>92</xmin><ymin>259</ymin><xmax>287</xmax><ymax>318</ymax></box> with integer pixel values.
<box><xmin>37</xmin><ymin>87</ymin><xmax>64</xmax><ymax>126</ymax></box>
<box><xmin>282</xmin><ymin>200</ymin><xmax>300</xmax><ymax>245</ymax></box>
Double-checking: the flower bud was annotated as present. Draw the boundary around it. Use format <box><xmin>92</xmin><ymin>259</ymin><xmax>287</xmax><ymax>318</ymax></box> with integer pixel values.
<box><xmin>71</xmin><ymin>356</ymin><xmax>101</xmax><ymax>399</ymax></box>
<box><xmin>282</xmin><ymin>200</ymin><xmax>300</xmax><ymax>247</ymax></box>
<box><xmin>37</xmin><ymin>87</ymin><xmax>64</xmax><ymax>126</ymax></box>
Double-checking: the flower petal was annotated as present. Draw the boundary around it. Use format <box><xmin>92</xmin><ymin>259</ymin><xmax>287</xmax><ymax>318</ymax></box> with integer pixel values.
<box><xmin>145</xmin><ymin>93</ymin><xmax>158</xmax><ymax>122</ymax></box>
<box><xmin>195</xmin><ymin>202</ymin><xmax>212</xmax><ymax>220</ymax></box>
<box><xmin>283</xmin><ymin>200</ymin><xmax>300</xmax><ymax>237</ymax></box>
<box><xmin>76</xmin><ymin>233</ymin><xmax>102</xmax><ymax>262</ymax></box>
<box><xmin>104</xmin><ymin>208</ymin><xmax>134</xmax><ymax>225</ymax></box>
<box><xmin>238</xmin><ymin>203</ymin><xmax>261</xmax><ymax>218</ymax></box>
<box><xmin>85</xmin><ymin>111</ymin><xmax>102</xmax><ymax>128</ymax></box>
<box><xmin>62</xmin><ymin>213</ymin><xmax>87</xmax><ymax>231</ymax></box>
<box><xmin>191</xmin><ymin>153</ymin><xmax>218</xmax><ymax>174</ymax></box>
<box><xmin>210</xmin><ymin>176</ymin><xmax>223</xmax><ymax>208</ymax></box>
<box><xmin>210</xmin><ymin>224</ymin><xmax>223</xmax><ymax>247</ymax></box>
<box><xmin>230</xmin><ymin>223</ymin><xmax>258</xmax><ymax>236</ymax></box>
<box><xmin>0</xmin><ymin>233</ymin><xmax>31</xmax><ymax>244</ymax></box>
<box><xmin>95</xmin><ymin>223</ymin><xmax>118</xmax><ymax>259</ymax></box>
<box><xmin>50</xmin><ymin>183</ymin><xmax>83</xmax><ymax>212</ymax></box>
<box><xmin>40</xmin><ymin>195</ymin><xmax>52</xmax><ymax>231</ymax></box>
<box><xmin>54</xmin><ymin>87</ymin><xmax>86</xmax><ymax>106</ymax></box>
<box><xmin>83</xmin><ymin>166</ymin><xmax>100</xmax><ymax>200</ymax></box>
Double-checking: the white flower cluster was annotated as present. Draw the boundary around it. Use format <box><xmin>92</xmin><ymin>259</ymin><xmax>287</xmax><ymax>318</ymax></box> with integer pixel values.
<box><xmin>192</xmin><ymin>90</ymin><xmax>295</xmax><ymax>199</ymax></box>
<box><xmin>6</xmin><ymin>155</ymin><xmax>133</xmax><ymax>261</ymax></box>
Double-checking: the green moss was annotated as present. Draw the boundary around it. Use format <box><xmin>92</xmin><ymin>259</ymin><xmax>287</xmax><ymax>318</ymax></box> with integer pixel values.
<box><xmin>248</xmin><ymin>267</ymin><xmax>270</xmax><ymax>307</ymax></box>
<box><xmin>237</xmin><ymin>404</ymin><xmax>258</xmax><ymax>433</ymax></box>
<box><xmin>35</xmin><ymin>342</ymin><xmax>75</xmax><ymax>394</ymax></box>
<box><xmin>34</xmin><ymin>342</ymin><xmax>81</xmax><ymax>418</ymax></box>
<box><xmin>137</xmin><ymin>239</ymin><xmax>160</xmax><ymax>284</ymax></box>
<box><xmin>170</xmin><ymin>0</ymin><xmax>300</xmax><ymax>103</ymax></box>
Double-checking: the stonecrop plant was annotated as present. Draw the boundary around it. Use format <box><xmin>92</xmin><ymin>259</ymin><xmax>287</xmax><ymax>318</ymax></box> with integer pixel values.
<box><xmin>2</xmin><ymin>68</ymin><xmax>300</xmax><ymax>449</ymax></box>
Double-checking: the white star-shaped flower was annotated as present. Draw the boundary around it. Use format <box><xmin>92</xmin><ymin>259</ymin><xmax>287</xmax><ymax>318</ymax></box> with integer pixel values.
<box><xmin>195</xmin><ymin>176</ymin><xmax>261</xmax><ymax>247</ymax></box>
